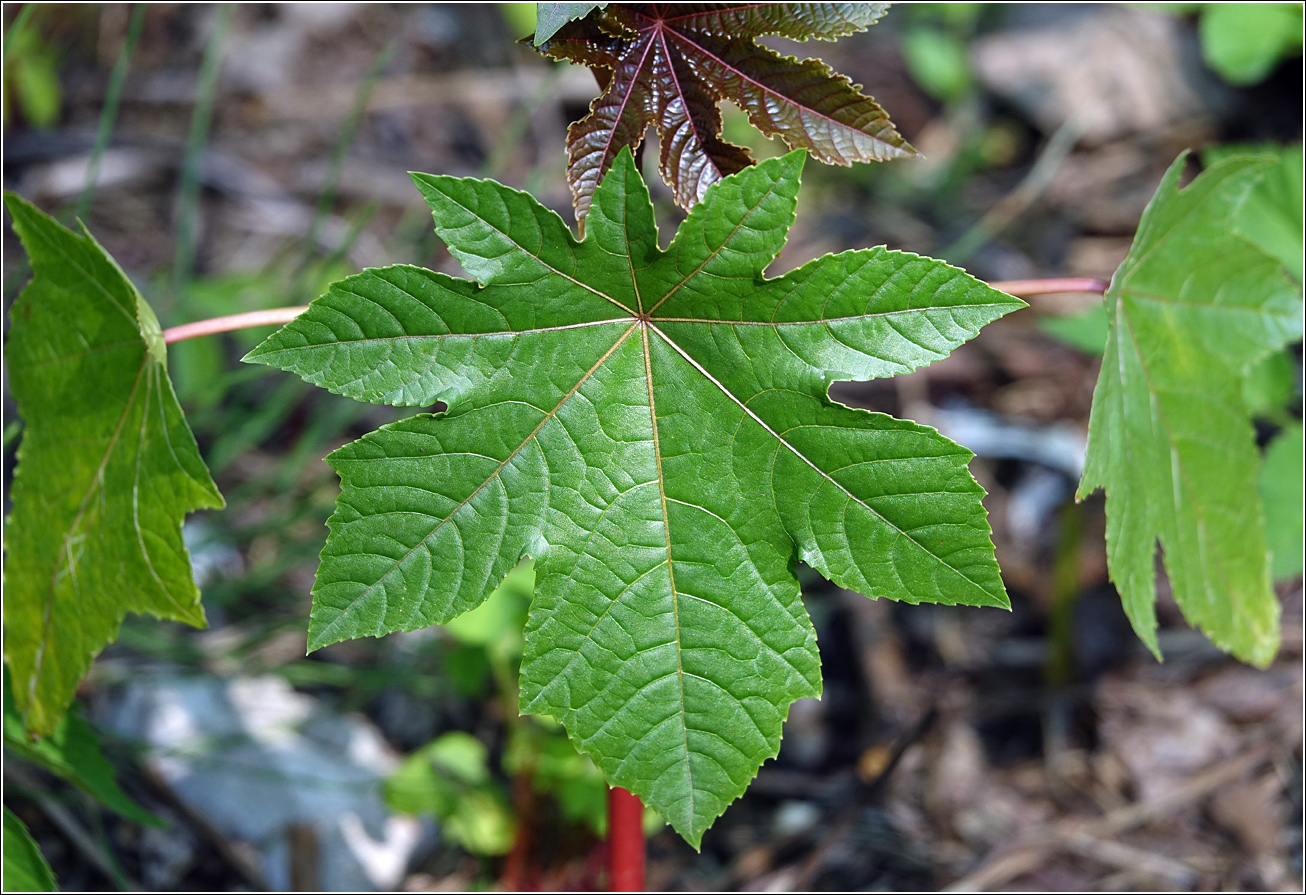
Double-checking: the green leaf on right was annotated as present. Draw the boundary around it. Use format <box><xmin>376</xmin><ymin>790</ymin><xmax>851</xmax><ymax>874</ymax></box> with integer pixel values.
<box><xmin>1199</xmin><ymin>3</ymin><xmax>1304</xmax><ymax>86</ymax></box>
<box><xmin>1260</xmin><ymin>424</ymin><xmax>1304</xmax><ymax>582</ymax></box>
<box><xmin>3</xmin><ymin>194</ymin><xmax>224</xmax><ymax>736</ymax></box>
<box><xmin>1230</xmin><ymin>143</ymin><xmax>1304</xmax><ymax>284</ymax></box>
<box><xmin>248</xmin><ymin>149</ymin><xmax>1019</xmax><ymax>846</ymax></box>
<box><xmin>2</xmin><ymin>807</ymin><xmax>56</xmax><ymax>892</ymax></box>
<box><xmin>1078</xmin><ymin>153</ymin><xmax>1305</xmax><ymax>666</ymax></box>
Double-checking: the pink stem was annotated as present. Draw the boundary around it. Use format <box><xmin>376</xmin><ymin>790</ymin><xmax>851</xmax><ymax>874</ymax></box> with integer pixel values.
<box><xmin>162</xmin><ymin>307</ymin><xmax>309</xmax><ymax>344</ymax></box>
<box><xmin>158</xmin><ymin>278</ymin><xmax>1107</xmax><ymax>346</ymax></box>
<box><xmin>988</xmin><ymin>277</ymin><xmax>1108</xmax><ymax>297</ymax></box>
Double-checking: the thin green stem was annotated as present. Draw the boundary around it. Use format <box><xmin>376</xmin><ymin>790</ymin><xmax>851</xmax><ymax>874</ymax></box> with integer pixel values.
<box><xmin>173</xmin><ymin>3</ymin><xmax>234</xmax><ymax>299</ymax></box>
<box><xmin>301</xmin><ymin>42</ymin><xmax>395</xmax><ymax>268</ymax></box>
<box><xmin>3</xmin><ymin>3</ymin><xmax>35</xmax><ymax>56</ymax></box>
<box><xmin>478</xmin><ymin>64</ymin><xmax>565</xmax><ymax>179</ymax></box>
<box><xmin>942</xmin><ymin>117</ymin><xmax>1082</xmax><ymax>264</ymax></box>
<box><xmin>317</xmin><ymin>200</ymin><xmax>379</xmax><ymax>272</ymax></box>
<box><xmin>76</xmin><ymin>4</ymin><xmax>147</xmax><ymax>221</ymax></box>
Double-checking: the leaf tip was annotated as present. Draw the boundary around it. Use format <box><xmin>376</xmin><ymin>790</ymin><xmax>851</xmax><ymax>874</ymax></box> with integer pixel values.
<box><xmin>239</xmin><ymin>341</ymin><xmax>271</xmax><ymax>366</ymax></box>
<box><xmin>304</xmin><ymin>629</ymin><xmax>331</xmax><ymax>656</ymax></box>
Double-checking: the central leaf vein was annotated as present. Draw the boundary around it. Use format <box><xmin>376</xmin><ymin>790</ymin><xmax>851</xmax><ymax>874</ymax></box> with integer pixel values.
<box><xmin>639</xmin><ymin>321</ymin><xmax>697</xmax><ymax>818</ymax></box>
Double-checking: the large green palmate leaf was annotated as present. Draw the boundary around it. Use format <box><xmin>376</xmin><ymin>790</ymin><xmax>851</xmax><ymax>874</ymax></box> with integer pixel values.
<box><xmin>533</xmin><ymin>2</ymin><xmax>915</xmax><ymax>220</ymax></box>
<box><xmin>1077</xmin><ymin>154</ymin><xmax>1304</xmax><ymax>666</ymax></box>
<box><xmin>3</xmin><ymin>195</ymin><xmax>223</xmax><ymax>736</ymax></box>
<box><xmin>247</xmin><ymin>149</ymin><xmax>1019</xmax><ymax>845</ymax></box>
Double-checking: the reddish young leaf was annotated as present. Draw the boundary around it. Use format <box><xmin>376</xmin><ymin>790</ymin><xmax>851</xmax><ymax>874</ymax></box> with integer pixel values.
<box><xmin>535</xmin><ymin>2</ymin><xmax>916</xmax><ymax>220</ymax></box>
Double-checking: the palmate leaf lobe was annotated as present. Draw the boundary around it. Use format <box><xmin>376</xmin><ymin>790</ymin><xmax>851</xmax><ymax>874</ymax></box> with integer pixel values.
<box><xmin>247</xmin><ymin>149</ymin><xmax>1020</xmax><ymax>845</ymax></box>
<box><xmin>3</xmin><ymin>194</ymin><xmax>223</xmax><ymax>736</ymax></box>
<box><xmin>532</xmin><ymin>2</ymin><xmax>916</xmax><ymax>221</ymax></box>
<box><xmin>1078</xmin><ymin>153</ymin><xmax>1304</xmax><ymax>666</ymax></box>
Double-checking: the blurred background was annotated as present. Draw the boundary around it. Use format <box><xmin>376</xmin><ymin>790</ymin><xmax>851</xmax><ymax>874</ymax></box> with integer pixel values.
<box><xmin>2</xmin><ymin>3</ymin><xmax>1302</xmax><ymax>890</ymax></box>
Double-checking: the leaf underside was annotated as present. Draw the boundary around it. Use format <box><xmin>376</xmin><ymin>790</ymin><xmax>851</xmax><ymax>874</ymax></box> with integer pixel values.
<box><xmin>1077</xmin><ymin>153</ymin><xmax>1304</xmax><ymax>667</ymax></box>
<box><xmin>534</xmin><ymin>2</ymin><xmax>609</xmax><ymax>46</ymax></box>
<box><xmin>3</xmin><ymin>194</ymin><xmax>223</xmax><ymax>737</ymax></box>
<box><xmin>532</xmin><ymin>2</ymin><xmax>916</xmax><ymax>221</ymax></box>
<box><xmin>247</xmin><ymin>149</ymin><xmax>1018</xmax><ymax>846</ymax></box>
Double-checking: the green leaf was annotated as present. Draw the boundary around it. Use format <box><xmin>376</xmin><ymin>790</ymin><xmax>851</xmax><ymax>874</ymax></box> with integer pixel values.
<box><xmin>1077</xmin><ymin>154</ymin><xmax>1305</xmax><ymax>666</ymax></box>
<box><xmin>385</xmin><ymin>732</ymin><xmax>515</xmax><ymax>856</ymax></box>
<box><xmin>533</xmin><ymin>2</ymin><xmax>606</xmax><ymax>45</ymax></box>
<box><xmin>1242</xmin><ymin>350</ymin><xmax>1296</xmax><ymax>420</ymax></box>
<box><xmin>1199</xmin><ymin>3</ymin><xmax>1304</xmax><ymax>86</ymax></box>
<box><xmin>901</xmin><ymin>26</ymin><xmax>973</xmax><ymax>103</ymax></box>
<box><xmin>444</xmin><ymin>561</ymin><xmax>532</xmax><ymax>648</ymax></box>
<box><xmin>2</xmin><ymin>807</ymin><xmax>56</xmax><ymax>892</ymax></box>
<box><xmin>1039</xmin><ymin>304</ymin><xmax>1109</xmax><ymax>356</ymax></box>
<box><xmin>533</xmin><ymin>3</ymin><xmax>913</xmax><ymax>220</ymax></box>
<box><xmin>1260</xmin><ymin>424</ymin><xmax>1304</xmax><ymax>581</ymax></box>
<box><xmin>4</xmin><ymin>24</ymin><xmax>63</xmax><ymax>129</ymax></box>
<box><xmin>3</xmin><ymin>194</ymin><xmax>224</xmax><ymax>736</ymax></box>
<box><xmin>2</xmin><ymin>667</ymin><xmax>162</xmax><ymax>827</ymax></box>
<box><xmin>1230</xmin><ymin>143</ymin><xmax>1304</xmax><ymax>284</ymax></box>
<box><xmin>247</xmin><ymin>149</ymin><xmax>1019</xmax><ymax>846</ymax></box>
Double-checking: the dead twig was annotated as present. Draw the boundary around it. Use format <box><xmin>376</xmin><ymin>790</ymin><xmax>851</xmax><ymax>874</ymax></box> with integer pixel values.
<box><xmin>140</xmin><ymin>764</ymin><xmax>271</xmax><ymax>891</ymax></box>
<box><xmin>944</xmin><ymin>741</ymin><xmax>1279</xmax><ymax>891</ymax></box>
<box><xmin>788</xmin><ymin>708</ymin><xmax>939</xmax><ymax>890</ymax></box>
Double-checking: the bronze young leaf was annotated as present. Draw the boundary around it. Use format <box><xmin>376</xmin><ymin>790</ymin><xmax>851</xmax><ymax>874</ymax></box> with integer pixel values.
<box><xmin>533</xmin><ymin>2</ymin><xmax>917</xmax><ymax>220</ymax></box>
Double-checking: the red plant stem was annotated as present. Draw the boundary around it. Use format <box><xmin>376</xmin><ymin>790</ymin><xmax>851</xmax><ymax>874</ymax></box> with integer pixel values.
<box><xmin>608</xmin><ymin>786</ymin><xmax>645</xmax><ymax>892</ymax></box>
<box><xmin>161</xmin><ymin>307</ymin><xmax>309</xmax><ymax>344</ymax></box>
<box><xmin>988</xmin><ymin>277</ymin><xmax>1109</xmax><ymax>297</ymax></box>
<box><xmin>500</xmin><ymin>769</ymin><xmax>537</xmax><ymax>891</ymax></box>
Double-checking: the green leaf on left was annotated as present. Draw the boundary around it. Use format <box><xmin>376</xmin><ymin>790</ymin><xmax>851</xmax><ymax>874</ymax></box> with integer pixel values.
<box><xmin>2</xmin><ymin>807</ymin><xmax>56</xmax><ymax>892</ymax></box>
<box><xmin>3</xmin><ymin>194</ymin><xmax>224</xmax><ymax>736</ymax></box>
<box><xmin>1077</xmin><ymin>153</ymin><xmax>1305</xmax><ymax>666</ymax></box>
<box><xmin>3</xmin><ymin>667</ymin><xmax>163</xmax><ymax>826</ymax></box>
